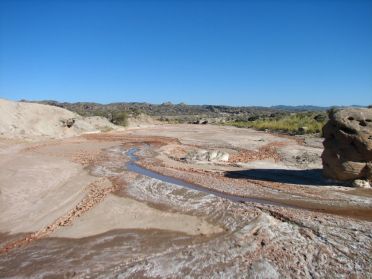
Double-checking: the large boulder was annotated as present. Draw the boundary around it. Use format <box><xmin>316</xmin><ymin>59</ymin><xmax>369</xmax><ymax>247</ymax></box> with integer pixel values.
<box><xmin>321</xmin><ymin>108</ymin><xmax>372</xmax><ymax>181</ymax></box>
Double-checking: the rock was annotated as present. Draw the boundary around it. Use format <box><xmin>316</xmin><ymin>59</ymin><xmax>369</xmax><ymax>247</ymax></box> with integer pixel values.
<box><xmin>294</xmin><ymin>152</ymin><xmax>319</xmax><ymax>167</ymax></box>
<box><xmin>193</xmin><ymin>119</ymin><xmax>209</xmax><ymax>124</ymax></box>
<box><xmin>186</xmin><ymin>149</ymin><xmax>229</xmax><ymax>163</ymax></box>
<box><xmin>207</xmin><ymin>150</ymin><xmax>229</xmax><ymax>161</ymax></box>
<box><xmin>314</xmin><ymin>113</ymin><xmax>327</xmax><ymax>122</ymax></box>
<box><xmin>321</xmin><ymin>108</ymin><xmax>372</xmax><ymax>181</ymax></box>
<box><xmin>207</xmin><ymin>150</ymin><xmax>218</xmax><ymax>161</ymax></box>
<box><xmin>248</xmin><ymin>259</ymin><xmax>279</xmax><ymax>279</ymax></box>
<box><xmin>352</xmin><ymin>179</ymin><xmax>371</xmax><ymax>188</ymax></box>
<box><xmin>61</xmin><ymin>118</ymin><xmax>75</xmax><ymax>128</ymax></box>
<box><xmin>219</xmin><ymin>152</ymin><xmax>230</xmax><ymax>162</ymax></box>
<box><xmin>298</xmin><ymin>126</ymin><xmax>308</xmax><ymax>134</ymax></box>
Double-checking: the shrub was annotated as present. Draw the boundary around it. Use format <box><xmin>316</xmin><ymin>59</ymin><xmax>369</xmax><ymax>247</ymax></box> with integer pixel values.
<box><xmin>224</xmin><ymin>112</ymin><xmax>326</xmax><ymax>134</ymax></box>
<box><xmin>111</xmin><ymin>111</ymin><xmax>128</xmax><ymax>126</ymax></box>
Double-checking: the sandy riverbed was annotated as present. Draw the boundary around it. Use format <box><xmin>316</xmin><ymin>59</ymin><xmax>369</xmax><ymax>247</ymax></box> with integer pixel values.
<box><xmin>0</xmin><ymin>124</ymin><xmax>371</xmax><ymax>278</ymax></box>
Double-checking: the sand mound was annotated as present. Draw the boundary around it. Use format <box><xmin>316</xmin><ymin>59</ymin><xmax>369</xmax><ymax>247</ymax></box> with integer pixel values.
<box><xmin>0</xmin><ymin>99</ymin><xmax>119</xmax><ymax>140</ymax></box>
<box><xmin>127</xmin><ymin>113</ymin><xmax>160</xmax><ymax>128</ymax></box>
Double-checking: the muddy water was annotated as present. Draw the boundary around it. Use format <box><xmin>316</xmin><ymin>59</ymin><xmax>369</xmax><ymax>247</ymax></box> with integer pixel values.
<box><xmin>127</xmin><ymin>147</ymin><xmax>296</xmax><ymax>208</ymax></box>
<box><xmin>126</xmin><ymin>147</ymin><xmax>372</xmax><ymax>221</ymax></box>
<box><xmin>0</xmin><ymin>229</ymin><xmax>207</xmax><ymax>278</ymax></box>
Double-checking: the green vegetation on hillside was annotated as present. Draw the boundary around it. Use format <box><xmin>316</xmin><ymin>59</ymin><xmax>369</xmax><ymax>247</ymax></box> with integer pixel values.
<box><xmin>32</xmin><ymin>100</ymin><xmax>316</xmax><ymax>117</ymax></box>
<box><xmin>111</xmin><ymin>111</ymin><xmax>129</xmax><ymax>126</ymax></box>
<box><xmin>28</xmin><ymin>100</ymin><xmax>333</xmax><ymax>133</ymax></box>
<box><xmin>225</xmin><ymin>112</ymin><xmax>326</xmax><ymax>134</ymax></box>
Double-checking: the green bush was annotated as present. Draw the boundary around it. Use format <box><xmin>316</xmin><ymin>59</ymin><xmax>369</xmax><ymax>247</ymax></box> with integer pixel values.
<box><xmin>225</xmin><ymin>112</ymin><xmax>326</xmax><ymax>134</ymax></box>
<box><xmin>111</xmin><ymin>111</ymin><xmax>128</xmax><ymax>127</ymax></box>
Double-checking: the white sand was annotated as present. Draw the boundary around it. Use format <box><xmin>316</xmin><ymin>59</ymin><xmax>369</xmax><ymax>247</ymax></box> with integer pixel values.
<box><xmin>53</xmin><ymin>194</ymin><xmax>222</xmax><ymax>238</ymax></box>
<box><xmin>0</xmin><ymin>99</ymin><xmax>119</xmax><ymax>140</ymax></box>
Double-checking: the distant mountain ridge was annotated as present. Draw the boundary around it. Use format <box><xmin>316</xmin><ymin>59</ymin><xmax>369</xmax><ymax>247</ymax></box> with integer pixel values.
<box><xmin>271</xmin><ymin>105</ymin><xmax>366</xmax><ymax>111</ymax></box>
<box><xmin>23</xmin><ymin>100</ymin><xmax>367</xmax><ymax>120</ymax></box>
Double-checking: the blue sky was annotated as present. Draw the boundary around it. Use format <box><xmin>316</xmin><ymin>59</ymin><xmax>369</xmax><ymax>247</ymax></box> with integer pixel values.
<box><xmin>0</xmin><ymin>0</ymin><xmax>371</xmax><ymax>106</ymax></box>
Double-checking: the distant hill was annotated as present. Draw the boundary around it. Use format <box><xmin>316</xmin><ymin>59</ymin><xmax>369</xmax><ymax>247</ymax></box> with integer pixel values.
<box><xmin>26</xmin><ymin>100</ymin><xmax>338</xmax><ymax>117</ymax></box>
<box><xmin>271</xmin><ymin>105</ymin><xmax>329</xmax><ymax>111</ymax></box>
<box><xmin>24</xmin><ymin>100</ymin><xmax>365</xmax><ymax>125</ymax></box>
<box><xmin>271</xmin><ymin>105</ymin><xmax>366</xmax><ymax>112</ymax></box>
<box><xmin>25</xmin><ymin>100</ymin><xmax>279</xmax><ymax>118</ymax></box>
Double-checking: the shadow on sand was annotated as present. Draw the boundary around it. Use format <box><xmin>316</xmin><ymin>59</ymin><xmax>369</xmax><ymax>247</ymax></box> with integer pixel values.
<box><xmin>224</xmin><ymin>168</ymin><xmax>344</xmax><ymax>186</ymax></box>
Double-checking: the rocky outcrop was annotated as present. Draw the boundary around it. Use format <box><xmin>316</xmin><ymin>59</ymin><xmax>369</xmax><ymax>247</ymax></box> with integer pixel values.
<box><xmin>321</xmin><ymin>108</ymin><xmax>372</xmax><ymax>181</ymax></box>
<box><xmin>186</xmin><ymin>149</ymin><xmax>229</xmax><ymax>163</ymax></box>
<box><xmin>61</xmin><ymin>118</ymin><xmax>75</xmax><ymax>128</ymax></box>
<box><xmin>352</xmin><ymin>179</ymin><xmax>371</xmax><ymax>188</ymax></box>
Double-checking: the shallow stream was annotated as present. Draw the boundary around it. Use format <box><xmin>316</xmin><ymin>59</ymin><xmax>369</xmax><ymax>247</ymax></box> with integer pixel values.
<box><xmin>126</xmin><ymin>147</ymin><xmax>372</xmax><ymax>221</ymax></box>
<box><xmin>126</xmin><ymin>147</ymin><xmax>297</xmax><ymax>207</ymax></box>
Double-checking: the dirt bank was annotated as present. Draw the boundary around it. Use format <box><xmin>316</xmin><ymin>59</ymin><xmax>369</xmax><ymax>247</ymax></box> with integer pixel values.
<box><xmin>0</xmin><ymin>98</ymin><xmax>120</xmax><ymax>140</ymax></box>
